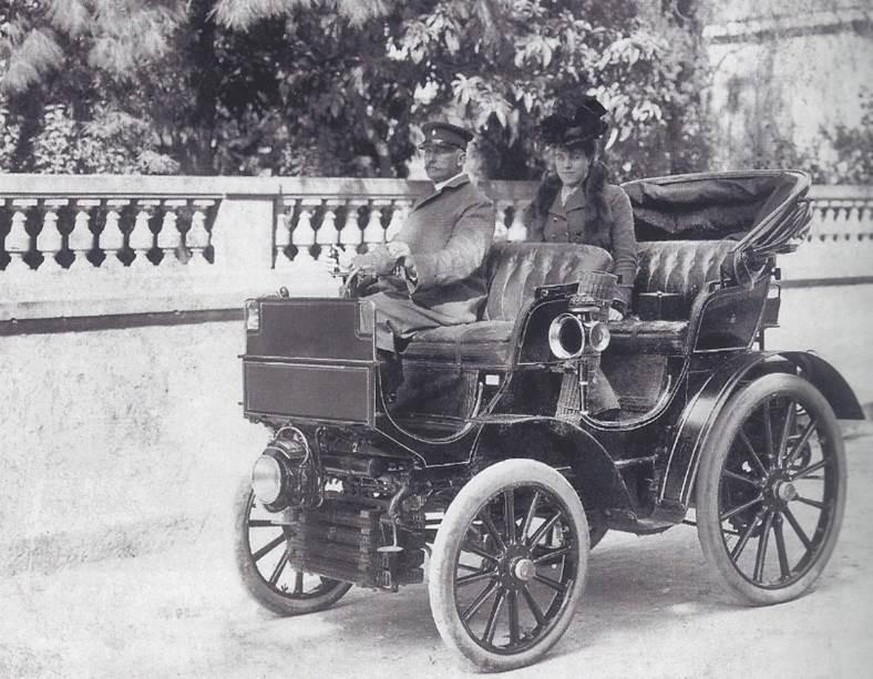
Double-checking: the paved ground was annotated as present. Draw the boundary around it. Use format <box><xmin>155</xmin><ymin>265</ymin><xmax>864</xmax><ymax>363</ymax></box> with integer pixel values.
<box><xmin>3</xmin><ymin>428</ymin><xmax>872</xmax><ymax>679</ymax></box>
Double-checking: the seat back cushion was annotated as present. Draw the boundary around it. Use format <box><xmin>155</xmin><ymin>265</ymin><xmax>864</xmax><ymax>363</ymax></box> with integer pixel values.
<box><xmin>483</xmin><ymin>242</ymin><xmax>613</xmax><ymax>321</ymax></box>
<box><xmin>634</xmin><ymin>240</ymin><xmax>736</xmax><ymax>317</ymax></box>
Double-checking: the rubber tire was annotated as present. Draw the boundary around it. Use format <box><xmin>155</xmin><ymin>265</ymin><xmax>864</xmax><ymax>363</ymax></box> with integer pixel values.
<box><xmin>234</xmin><ymin>481</ymin><xmax>352</xmax><ymax>615</ymax></box>
<box><xmin>429</xmin><ymin>459</ymin><xmax>589</xmax><ymax>672</ymax></box>
<box><xmin>695</xmin><ymin>373</ymin><xmax>846</xmax><ymax>606</ymax></box>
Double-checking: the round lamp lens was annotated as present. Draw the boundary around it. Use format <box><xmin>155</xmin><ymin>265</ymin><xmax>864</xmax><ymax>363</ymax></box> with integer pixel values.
<box><xmin>251</xmin><ymin>455</ymin><xmax>283</xmax><ymax>505</ymax></box>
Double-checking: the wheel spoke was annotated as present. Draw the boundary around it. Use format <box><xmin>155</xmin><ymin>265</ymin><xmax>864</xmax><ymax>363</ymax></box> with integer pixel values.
<box><xmin>293</xmin><ymin>570</ymin><xmax>304</xmax><ymax>595</ymax></box>
<box><xmin>248</xmin><ymin>519</ymin><xmax>278</xmax><ymax>528</ymax></box>
<box><xmin>783</xmin><ymin>506</ymin><xmax>812</xmax><ymax>550</ymax></box>
<box><xmin>723</xmin><ymin>469</ymin><xmax>761</xmax><ymax>487</ymax></box>
<box><xmin>753</xmin><ymin>511</ymin><xmax>774</xmax><ymax>582</ymax></box>
<box><xmin>519</xmin><ymin>490</ymin><xmax>541</xmax><ymax>542</ymax></box>
<box><xmin>777</xmin><ymin>400</ymin><xmax>796</xmax><ymax>467</ymax></box>
<box><xmin>533</xmin><ymin>572</ymin><xmax>567</xmax><ymax>594</ymax></box>
<box><xmin>720</xmin><ymin>494</ymin><xmax>763</xmax><ymax>522</ymax></box>
<box><xmin>729</xmin><ymin>509</ymin><xmax>764</xmax><ymax>562</ymax></box>
<box><xmin>738</xmin><ymin>428</ymin><xmax>769</xmax><ymax>476</ymax></box>
<box><xmin>796</xmin><ymin>495</ymin><xmax>826</xmax><ymax>510</ymax></box>
<box><xmin>507</xmin><ymin>590</ymin><xmax>520</xmax><ymax>647</ymax></box>
<box><xmin>457</xmin><ymin>568</ymin><xmax>498</xmax><ymax>587</ymax></box>
<box><xmin>773</xmin><ymin>513</ymin><xmax>791</xmax><ymax>580</ymax></box>
<box><xmin>526</xmin><ymin>511</ymin><xmax>562</xmax><ymax>548</ymax></box>
<box><xmin>268</xmin><ymin>549</ymin><xmax>290</xmax><ymax>585</ymax></box>
<box><xmin>790</xmin><ymin>459</ymin><xmax>827</xmax><ymax>481</ymax></box>
<box><xmin>503</xmin><ymin>490</ymin><xmax>517</xmax><ymax>544</ymax></box>
<box><xmin>461</xmin><ymin>539</ymin><xmax>500</xmax><ymax>565</ymax></box>
<box><xmin>533</xmin><ymin>544</ymin><xmax>572</xmax><ymax>566</ymax></box>
<box><xmin>520</xmin><ymin>583</ymin><xmax>546</xmax><ymax>626</ymax></box>
<box><xmin>461</xmin><ymin>581</ymin><xmax>499</xmax><ymax>622</ymax></box>
<box><xmin>252</xmin><ymin>534</ymin><xmax>286</xmax><ymax>562</ymax></box>
<box><xmin>479</xmin><ymin>514</ymin><xmax>507</xmax><ymax>552</ymax></box>
<box><xmin>785</xmin><ymin>417</ymin><xmax>818</xmax><ymax>468</ymax></box>
<box><xmin>483</xmin><ymin>589</ymin><xmax>507</xmax><ymax>645</ymax></box>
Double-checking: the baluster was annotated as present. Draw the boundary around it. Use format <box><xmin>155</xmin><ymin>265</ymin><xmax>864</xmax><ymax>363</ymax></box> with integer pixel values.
<box><xmin>364</xmin><ymin>200</ymin><xmax>388</xmax><ymax>249</ymax></box>
<box><xmin>850</xmin><ymin>200</ymin><xmax>866</xmax><ymax>239</ymax></box>
<box><xmin>385</xmin><ymin>199</ymin><xmax>410</xmax><ymax>241</ymax></box>
<box><xmin>129</xmin><ymin>201</ymin><xmax>156</xmax><ymax>268</ymax></box>
<box><xmin>316</xmin><ymin>199</ymin><xmax>340</xmax><ymax>263</ymax></box>
<box><xmin>345</xmin><ymin>198</ymin><xmax>368</xmax><ymax>253</ymax></box>
<box><xmin>5</xmin><ymin>205</ymin><xmax>32</xmax><ymax>272</ymax></box>
<box><xmin>811</xmin><ymin>200</ymin><xmax>831</xmax><ymax>240</ymax></box>
<box><xmin>38</xmin><ymin>199</ymin><xmax>65</xmax><ymax>271</ymax></box>
<box><xmin>292</xmin><ymin>198</ymin><xmax>319</xmax><ymax>264</ymax></box>
<box><xmin>97</xmin><ymin>200</ymin><xmax>126</xmax><ymax>269</ymax></box>
<box><xmin>274</xmin><ymin>203</ymin><xmax>294</xmax><ymax>268</ymax></box>
<box><xmin>506</xmin><ymin>203</ymin><xmax>528</xmax><ymax>241</ymax></box>
<box><xmin>158</xmin><ymin>200</ymin><xmax>185</xmax><ymax>267</ymax></box>
<box><xmin>68</xmin><ymin>200</ymin><xmax>97</xmax><ymax>269</ymax></box>
<box><xmin>862</xmin><ymin>200</ymin><xmax>873</xmax><ymax>237</ymax></box>
<box><xmin>186</xmin><ymin>201</ymin><xmax>212</xmax><ymax>266</ymax></box>
<box><xmin>338</xmin><ymin>199</ymin><xmax>361</xmax><ymax>255</ymax></box>
<box><xmin>831</xmin><ymin>200</ymin><xmax>851</xmax><ymax>240</ymax></box>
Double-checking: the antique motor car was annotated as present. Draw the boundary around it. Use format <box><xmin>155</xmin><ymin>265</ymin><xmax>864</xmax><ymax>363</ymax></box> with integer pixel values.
<box><xmin>234</xmin><ymin>169</ymin><xmax>862</xmax><ymax>671</ymax></box>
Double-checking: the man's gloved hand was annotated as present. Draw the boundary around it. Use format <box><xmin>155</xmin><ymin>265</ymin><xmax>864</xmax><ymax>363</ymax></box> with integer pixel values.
<box><xmin>351</xmin><ymin>245</ymin><xmax>397</xmax><ymax>276</ymax></box>
<box><xmin>386</xmin><ymin>241</ymin><xmax>411</xmax><ymax>260</ymax></box>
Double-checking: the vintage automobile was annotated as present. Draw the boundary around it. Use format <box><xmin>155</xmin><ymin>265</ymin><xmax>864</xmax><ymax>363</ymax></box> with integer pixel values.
<box><xmin>234</xmin><ymin>169</ymin><xmax>863</xmax><ymax>671</ymax></box>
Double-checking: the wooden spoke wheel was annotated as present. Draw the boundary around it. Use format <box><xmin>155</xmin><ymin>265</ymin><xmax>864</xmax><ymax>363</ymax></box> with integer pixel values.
<box><xmin>429</xmin><ymin>460</ymin><xmax>589</xmax><ymax>671</ymax></box>
<box><xmin>234</xmin><ymin>483</ymin><xmax>351</xmax><ymax>615</ymax></box>
<box><xmin>696</xmin><ymin>374</ymin><xmax>846</xmax><ymax>605</ymax></box>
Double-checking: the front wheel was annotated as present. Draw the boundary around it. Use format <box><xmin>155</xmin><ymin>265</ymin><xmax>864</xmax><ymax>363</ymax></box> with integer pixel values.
<box><xmin>696</xmin><ymin>374</ymin><xmax>846</xmax><ymax>605</ymax></box>
<box><xmin>429</xmin><ymin>459</ymin><xmax>589</xmax><ymax>671</ymax></box>
<box><xmin>234</xmin><ymin>481</ymin><xmax>352</xmax><ymax>615</ymax></box>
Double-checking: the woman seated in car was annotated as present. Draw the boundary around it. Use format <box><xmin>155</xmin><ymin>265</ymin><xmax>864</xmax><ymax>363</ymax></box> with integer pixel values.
<box><xmin>524</xmin><ymin>93</ymin><xmax>638</xmax><ymax>417</ymax></box>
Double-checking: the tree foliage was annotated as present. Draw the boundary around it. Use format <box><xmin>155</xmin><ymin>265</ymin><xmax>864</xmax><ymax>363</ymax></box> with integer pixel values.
<box><xmin>0</xmin><ymin>0</ymin><xmax>713</xmax><ymax>179</ymax></box>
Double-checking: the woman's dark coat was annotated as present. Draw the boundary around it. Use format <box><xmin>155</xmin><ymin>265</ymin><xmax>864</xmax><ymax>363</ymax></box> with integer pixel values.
<box><xmin>524</xmin><ymin>177</ymin><xmax>637</xmax><ymax>313</ymax></box>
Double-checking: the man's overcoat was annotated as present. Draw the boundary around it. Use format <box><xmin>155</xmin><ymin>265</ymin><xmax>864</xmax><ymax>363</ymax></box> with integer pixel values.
<box><xmin>354</xmin><ymin>175</ymin><xmax>495</xmax><ymax>350</ymax></box>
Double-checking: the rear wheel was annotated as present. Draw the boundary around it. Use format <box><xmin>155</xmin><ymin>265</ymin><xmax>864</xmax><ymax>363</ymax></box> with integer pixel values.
<box><xmin>429</xmin><ymin>459</ymin><xmax>589</xmax><ymax>671</ymax></box>
<box><xmin>696</xmin><ymin>374</ymin><xmax>846</xmax><ymax>605</ymax></box>
<box><xmin>234</xmin><ymin>482</ymin><xmax>352</xmax><ymax>615</ymax></box>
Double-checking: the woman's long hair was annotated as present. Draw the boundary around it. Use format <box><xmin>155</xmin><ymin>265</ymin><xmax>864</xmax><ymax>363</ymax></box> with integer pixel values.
<box><xmin>532</xmin><ymin>139</ymin><xmax>614</xmax><ymax>248</ymax></box>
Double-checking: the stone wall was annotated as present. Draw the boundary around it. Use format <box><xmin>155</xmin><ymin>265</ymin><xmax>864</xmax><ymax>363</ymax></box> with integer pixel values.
<box><xmin>704</xmin><ymin>0</ymin><xmax>872</xmax><ymax>171</ymax></box>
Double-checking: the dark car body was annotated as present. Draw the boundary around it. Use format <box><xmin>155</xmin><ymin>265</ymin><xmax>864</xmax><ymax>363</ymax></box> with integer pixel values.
<box><xmin>235</xmin><ymin>170</ymin><xmax>862</xmax><ymax>671</ymax></box>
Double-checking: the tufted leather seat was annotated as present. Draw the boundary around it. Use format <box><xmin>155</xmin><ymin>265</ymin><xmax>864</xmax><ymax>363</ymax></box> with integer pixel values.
<box><xmin>609</xmin><ymin>240</ymin><xmax>737</xmax><ymax>353</ymax></box>
<box><xmin>404</xmin><ymin>242</ymin><xmax>613</xmax><ymax>365</ymax></box>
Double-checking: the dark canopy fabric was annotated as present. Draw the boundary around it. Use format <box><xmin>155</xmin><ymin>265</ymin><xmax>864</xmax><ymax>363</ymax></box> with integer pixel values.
<box><xmin>623</xmin><ymin>174</ymin><xmax>786</xmax><ymax>241</ymax></box>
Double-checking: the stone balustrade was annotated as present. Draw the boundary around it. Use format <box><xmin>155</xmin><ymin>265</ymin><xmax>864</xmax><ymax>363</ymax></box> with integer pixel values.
<box><xmin>0</xmin><ymin>174</ymin><xmax>870</xmax><ymax>324</ymax></box>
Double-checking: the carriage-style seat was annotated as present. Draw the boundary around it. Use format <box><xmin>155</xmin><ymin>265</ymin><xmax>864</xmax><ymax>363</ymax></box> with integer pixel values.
<box><xmin>403</xmin><ymin>242</ymin><xmax>613</xmax><ymax>365</ymax></box>
<box><xmin>608</xmin><ymin>239</ymin><xmax>737</xmax><ymax>353</ymax></box>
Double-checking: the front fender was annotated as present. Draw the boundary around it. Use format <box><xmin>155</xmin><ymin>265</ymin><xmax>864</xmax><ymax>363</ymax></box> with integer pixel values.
<box><xmin>658</xmin><ymin>350</ymin><xmax>864</xmax><ymax>511</ymax></box>
<box><xmin>472</xmin><ymin>418</ymin><xmax>634</xmax><ymax>512</ymax></box>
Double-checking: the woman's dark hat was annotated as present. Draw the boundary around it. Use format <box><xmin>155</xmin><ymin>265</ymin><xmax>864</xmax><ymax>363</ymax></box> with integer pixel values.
<box><xmin>420</xmin><ymin>122</ymin><xmax>474</xmax><ymax>150</ymax></box>
<box><xmin>539</xmin><ymin>95</ymin><xmax>609</xmax><ymax>147</ymax></box>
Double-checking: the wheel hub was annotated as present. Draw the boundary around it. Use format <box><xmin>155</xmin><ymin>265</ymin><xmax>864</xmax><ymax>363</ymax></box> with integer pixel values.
<box><xmin>512</xmin><ymin>557</ymin><xmax>536</xmax><ymax>582</ymax></box>
<box><xmin>773</xmin><ymin>480</ymin><xmax>798</xmax><ymax>503</ymax></box>
<box><xmin>497</xmin><ymin>544</ymin><xmax>537</xmax><ymax>588</ymax></box>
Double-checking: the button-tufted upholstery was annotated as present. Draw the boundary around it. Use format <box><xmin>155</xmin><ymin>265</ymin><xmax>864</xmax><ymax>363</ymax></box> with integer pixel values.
<box><xmin>480</xmin><ymin>242</ymin><xmax>613</xmax><ymax>321</ymax></box>
<box><xmin>404</xmin><ymin>242</ymin><xmax>613</xmax><ymax>365</ymax></box>
<box><xmin>609</xmin><ymin>240</ymin><xmax>737</xmax><ymax>353</ymax></box>
<box><xmin>631</xmin><ymin>240</ymin><xmax>736</xmax><ymax>316</ymax></box>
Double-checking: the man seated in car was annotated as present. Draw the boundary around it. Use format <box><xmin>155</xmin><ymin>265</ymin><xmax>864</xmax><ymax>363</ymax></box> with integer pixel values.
<box><xmin>349</xmin><ymin>122</ymin><xmax>496</xmax><ymax>387</ymax></box>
